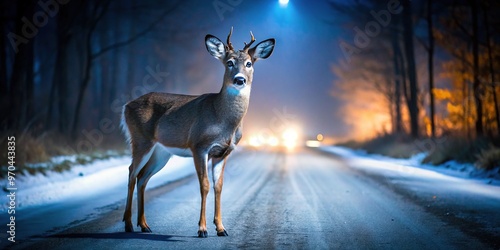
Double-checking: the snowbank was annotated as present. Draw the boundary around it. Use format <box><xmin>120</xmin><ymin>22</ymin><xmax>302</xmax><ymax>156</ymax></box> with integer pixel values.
<box><xmin>0</xmin><ymin>155</ymin><xmax>195</xmax><ymax>212</ymax></box>
<box><xmin>320</xmin><ymin>146</ymin><xmax>500</xmax><ymax>187</ymax></box>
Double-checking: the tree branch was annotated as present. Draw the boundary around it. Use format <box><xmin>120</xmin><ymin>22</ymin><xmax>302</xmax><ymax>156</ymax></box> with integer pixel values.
<box><xmin>91</xmin><ymin>1</ymin><xmax>181</xmax><ymax>60</ymax></box>
<box><xmin>451</xmin><ymin>2</ymin><xmax>472</xmax><ymax>38</ymax></box>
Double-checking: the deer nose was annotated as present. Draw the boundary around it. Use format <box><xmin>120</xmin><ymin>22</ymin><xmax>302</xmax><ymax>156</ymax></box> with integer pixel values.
<box><xmin>233</xmin><ymin>76</ymin><xmax>246</xmax><ymax>86</ymax></box>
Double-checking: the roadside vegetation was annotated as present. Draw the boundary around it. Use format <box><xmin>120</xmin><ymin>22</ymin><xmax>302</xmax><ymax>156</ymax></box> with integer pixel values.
<box><xmin>0</xmin><ymin>131</ymin><xmax>128</xmax><ymax>178</ymax></box>
<box><xmin>330</xmin><ymin>1</ymin><xmax>500</xmax><ymax>174</ymax></box>
<box><xmin>338</xmin><ymin>134</ymin><xmax>500</xmax><ymax>171</ymax></box>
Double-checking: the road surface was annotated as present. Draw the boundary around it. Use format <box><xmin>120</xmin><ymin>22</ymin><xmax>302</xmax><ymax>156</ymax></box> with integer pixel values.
<box><xmin>6</xmin><ymin>149</ymin><xmax>500</xmax><ymax>249</ymax></box>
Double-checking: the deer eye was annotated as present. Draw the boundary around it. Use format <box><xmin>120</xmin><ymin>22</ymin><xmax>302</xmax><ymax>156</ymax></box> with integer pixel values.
<box><xmin>227</xmin><ymin>60</ymin><xmax>234</xmax><ymax>67</ymax></box>
<box><xmin>246</xmin><ymin>62</ymin><xmax>252</xmax><ymax>68</ymax></box>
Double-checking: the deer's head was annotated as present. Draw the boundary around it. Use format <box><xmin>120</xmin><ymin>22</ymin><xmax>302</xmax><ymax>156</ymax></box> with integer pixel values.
<box><xmin>205</xmin><ymin>28</ymin><xmax>275</xmax><ymax>96</ymax></box>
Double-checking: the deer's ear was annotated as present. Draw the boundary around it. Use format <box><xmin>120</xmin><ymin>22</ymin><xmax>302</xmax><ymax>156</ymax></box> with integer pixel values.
<box><xmin>205</xmin><ymin>35</ymin><xmax>226</xmax><ymax>60</ymax></box>
<box><xmin>249</xmin><ymin>38</ymin><xmax>275</xmax><ymax>61</ymax></box>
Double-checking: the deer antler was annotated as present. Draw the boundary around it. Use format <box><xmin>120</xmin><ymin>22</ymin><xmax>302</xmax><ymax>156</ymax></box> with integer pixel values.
<box><xmin>243</xmin><ymin>31</ymin><xmax>256</xmax><ymax>52</ymax></box>
<box><xmin>226</xmin><ymin>27</ymin><xmax>234</xmax><ymax>51</ymax></box>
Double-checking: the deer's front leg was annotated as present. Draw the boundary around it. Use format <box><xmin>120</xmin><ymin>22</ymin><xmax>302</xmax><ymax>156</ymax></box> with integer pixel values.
<box><xmin>212</xmin><ymin>157</ymin><xmax>228</xmax><ymax>236</ymax></box>
<box><xmin>193</xmin><ymin>152</ymin><xmax>210</xmax><ymax>238</ymax></box>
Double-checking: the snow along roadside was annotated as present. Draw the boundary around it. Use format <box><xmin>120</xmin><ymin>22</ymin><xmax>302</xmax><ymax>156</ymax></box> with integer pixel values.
<box><xmin>0</xmin><ymin>155</ymin><xmax>195</xmax><ymax>212</ymax></box>
<box><xmin>320</xmin><ymin>146</ymin><xmax>500</xmax><ymax>187</ymax></box>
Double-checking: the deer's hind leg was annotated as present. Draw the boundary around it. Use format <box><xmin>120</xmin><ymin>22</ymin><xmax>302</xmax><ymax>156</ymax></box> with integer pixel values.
<box><xmin>123</xmin><ymin>138</ymin><xmax>155</xmax><ymax>232</ymax></box>
<box><xmin>136</xmin><ymin>145</ymin><xmax>172</xmax><ymax>232</ymax></box>
<box><xmin>193</xmin><ymin>151</ymin><xmax>210</xmax><ymax>238</ymax></box>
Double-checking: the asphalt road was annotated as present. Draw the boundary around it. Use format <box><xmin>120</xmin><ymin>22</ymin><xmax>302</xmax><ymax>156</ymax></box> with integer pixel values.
<box><xmin>8</xmin><ymin>149</ymin><xmax>500</xmax><ymax>249</ymax></box>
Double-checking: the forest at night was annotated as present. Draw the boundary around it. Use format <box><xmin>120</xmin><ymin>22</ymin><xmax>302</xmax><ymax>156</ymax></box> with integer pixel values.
<box><xmin>1</xmin><ymin>0</ymin><xmax>499</xmax><ymax>171</ymax></box>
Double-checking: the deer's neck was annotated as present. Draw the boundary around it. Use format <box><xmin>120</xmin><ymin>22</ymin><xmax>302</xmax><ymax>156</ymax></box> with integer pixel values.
<box><xmin>214</xmin><ymin>84</ymin><xmax>251</xmax><ymax>125</ymax></box>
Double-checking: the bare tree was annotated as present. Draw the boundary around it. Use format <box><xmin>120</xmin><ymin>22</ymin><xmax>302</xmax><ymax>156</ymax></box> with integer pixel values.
<box><xmin>70</xmin><ymin>1</ymin><xmax>181</xmax><ymax>138</ymax></box>
<box><xmin>471</xmin><ymin>0</ymin><xmax>484</xmax><ymax>137</ymax></box>
<box><xmin>71</xmin><ymin>0</ymin><xmax>111</xmax><ymax>139</ymax></box>
<box><xmin>427</xmin><ymin>0</ymin><xmax>436</xmax><ymax>137</ymax></box>
<box><xmin>8</xmin><ymin>0</ymin><xmax>36</xmax><ymax>130</ymax></box>
<box><xmin>0</xmin><ymin>1</ymin><xmax>9</xmax><ymax>129</ymax></box>
<box><xmin>46</xmin><ymin>0</ymin><xmax>87</xmax><ymax>134</ymax></box>
<box><xmin>391</xmin><ymin>20</ymin><xmax>404</xmax><ymax>134</ymax></box>
<box><xmin>482</xmin><ymin>1</ymin><xmax>500</xmax><ymax>136</ymax></box>
<box><xmin>402</xmin><ymin>0</ymin><xmax>420</xmax><ymax>138</ymax></box>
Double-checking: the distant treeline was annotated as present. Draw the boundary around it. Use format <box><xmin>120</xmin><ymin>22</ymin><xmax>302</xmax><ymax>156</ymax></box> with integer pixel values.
<box><xmin>331</xmin><ymin>0</ymin><xmax>500</xmax><ymax>140</ymax></box>
<box><xmin>0</xmin><ymin>0</ymin><xmax>214</xmax><ymax>141</ymax></box>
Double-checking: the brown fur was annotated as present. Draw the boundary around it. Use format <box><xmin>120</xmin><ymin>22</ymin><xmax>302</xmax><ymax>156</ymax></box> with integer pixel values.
<box><xmin>122</xmin><ymin>29</ymin><xmax>275</xmax><ymax>237</ymax></box>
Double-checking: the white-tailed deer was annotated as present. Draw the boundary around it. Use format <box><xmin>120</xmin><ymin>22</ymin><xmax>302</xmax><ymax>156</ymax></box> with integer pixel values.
<box><xmin>121</xmin><ymin>28</ymin><xmax>275</xmax><ymax>237</ymax></box>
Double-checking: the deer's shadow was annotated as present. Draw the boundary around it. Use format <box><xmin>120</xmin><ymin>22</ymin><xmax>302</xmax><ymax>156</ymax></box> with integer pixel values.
<box><xmin>47</xmin><ymin>232</ymin><xmax>195</xmax><ymax>242</ymax></box>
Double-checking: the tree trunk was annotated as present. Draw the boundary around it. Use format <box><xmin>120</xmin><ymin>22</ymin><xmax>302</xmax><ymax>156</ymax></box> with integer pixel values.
<box><xmin>71</xmin><ymin>20</ymin><xmax>94</xmax><ymax>139</ymax></box>
<box><xmin>71</xmin><ymin>1</ymin><xmax>110</xmax><ymax>138</ymax></box>
<box><xmin>125</xmin><ymin>0</ymin><xmax>137</xmax><ymax>93</ymax></box>
<box><xmin>99</xmin><ymin>33</ymin><xmax>111</xmax><ymax>121</ymax></box>
<box><xmin>46</xmin><ymin>63</ymin><xmax>58</xmax><ymax>130</ymax></box>
<box><xmin>24</xmin><ymin>39</ymin><xmax>34</xmax><ymax>128</ymax></box>
<box><xmin>53</xmin><ymin>5</ymin><xmax>72</xmax><ymax>134</ymax></box>
<box><xmin>47</xmin><ymin>1</ymin><xmax>87</xmax><ymax>133</ymax></box>
<box><xmin>402</xmin><ymin>0</ymin><xmax>420</xmax><ymax>138</ymax></box>
<box><xmin>0</xmin><ymin>4</ymin><xmax>9</xmax><ymax>128</ymax></box>
<box><xmin>471</xmin><ymin>0</ymin><xmax>483</xmax><ymax>137</ymax></box>
<box><xmin>427</xmin><ymin>0</ymin><xmax>436</xmax><ymax>138</ymax></box>
<box><xmin>391</xmin><ymin>22</ymin><xmax>403</xmax><ymax>134</ymax></box>
<box><xmin>108</xmin><ymin>15</ymin><xmax>120</xmax><ymax>119</ymax></box>
<box><xmin>8</xmin><ymin>0</ymin><xmax>36</xmax><ymax>130</ymax></box>
<box><xmin>483</xmin><ymin>4</ymin><xmax>500</xmax><ymax>136</ymax></box>
<box><xmin>459</xmin><ymin>50</ymin><xmax>471</xmax><ymax>139</ymax></box>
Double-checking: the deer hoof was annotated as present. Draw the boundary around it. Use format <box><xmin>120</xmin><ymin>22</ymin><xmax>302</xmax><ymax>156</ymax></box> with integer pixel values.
<box><xmin>217</xmin><ymin>230</ymin><xmax>229</xmax><ymax>237</ymax></box>
<box><xmin>141</xmin><ymin>227</ymin><xmax>152</xmax><ymax>233</ymax></box>
<box><xmin>125</xmin><ymin>223</ymin><xmax>134</xmax><ymax>233</ymax></box>
<box><xmin>198</xmin><ymin>230</ymin><xmax>208</xmax><ymax>238</ymax></box>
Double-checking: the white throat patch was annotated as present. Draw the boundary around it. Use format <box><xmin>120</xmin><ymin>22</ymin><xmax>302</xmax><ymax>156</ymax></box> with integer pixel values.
<box><xmin>227</xmin><ymin>84</ymin><xmax>251</xmax><ymax>96</ymax></box>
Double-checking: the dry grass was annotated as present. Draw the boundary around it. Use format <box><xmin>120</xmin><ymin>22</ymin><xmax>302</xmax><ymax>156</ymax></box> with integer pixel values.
<box><xmin>476</xmin><ymin>146</ymin><xmax>500</xmax><ymax>170</ymax></box>
<box><xmin>338</xmin><ymin>133</ymin><xmax>418</xmax><ymax>159</ymax></box>
<box><xmin>342</xmin><ymin>134</ymin><xmax>499</xmax><ymax>171</ymax></box>
<box><xmin>422</xmin><ymin>137</ymin><xmax>491</xmax><ymax>165</ymax></box>
<box><xmin>0</xmin><ymin>131</ymin><xmax>74</xmax><ymax>167</ymax></box>
<box><xmin>0</xmin><ymin>131</ymin><xmax>127</xmax><ymax>177</ymax></box>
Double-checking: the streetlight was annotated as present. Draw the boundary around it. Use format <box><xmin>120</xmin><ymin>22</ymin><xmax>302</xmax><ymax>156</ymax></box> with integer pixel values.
<box><xmin>279</xmin><ymin>0</ymin><xmax>289</xmax><ymax>7</ymax></box>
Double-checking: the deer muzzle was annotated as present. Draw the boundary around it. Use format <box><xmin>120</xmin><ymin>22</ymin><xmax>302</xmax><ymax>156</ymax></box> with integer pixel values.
<box><xmin>233</xmin><ymin>74</ymin><xmax>246</xmax><ymax>86</ymax></box>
